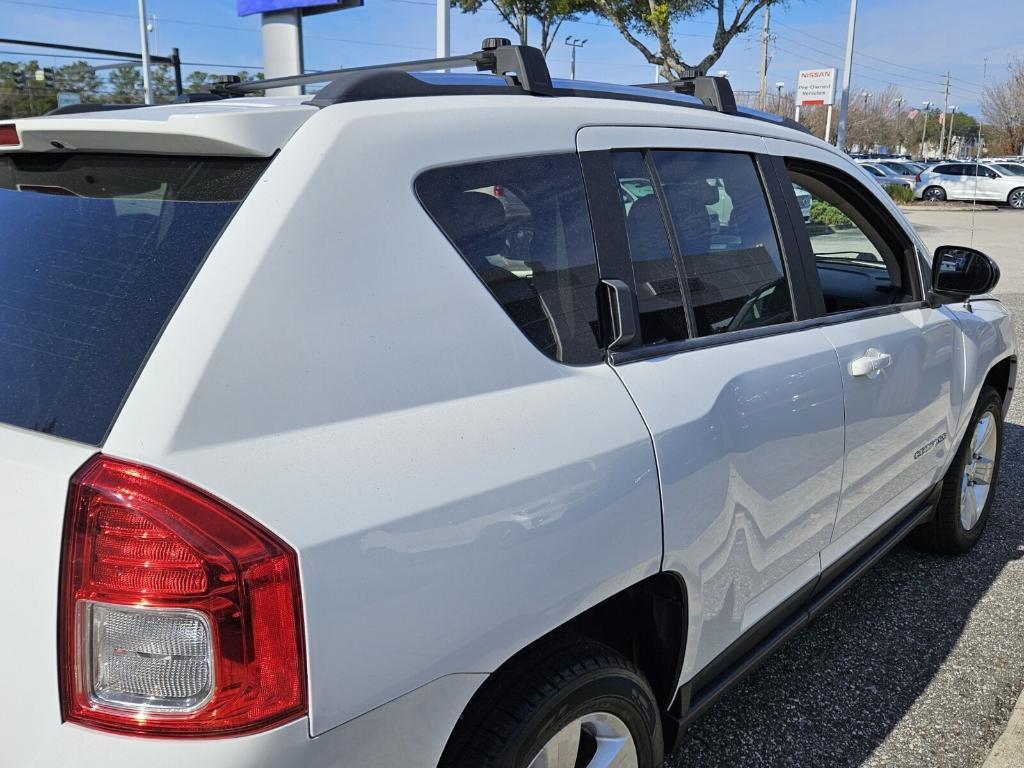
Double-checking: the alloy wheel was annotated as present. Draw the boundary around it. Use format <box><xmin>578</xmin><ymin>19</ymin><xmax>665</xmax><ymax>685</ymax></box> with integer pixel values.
<box><xmin>961</xmin><ymin>411</ymin><xmax>998</xmax><ymax>531</ymax></box>
<box><xmin>527</xmin><ymin>712</ymin><xmax>638</xmax><ymax>768</ymax></box>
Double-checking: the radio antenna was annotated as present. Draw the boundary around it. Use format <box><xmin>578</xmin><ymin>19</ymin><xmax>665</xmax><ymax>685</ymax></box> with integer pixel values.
<box><xmin>970</xmin><ymin>57</ymin><xmax>988</xmax><ymax>247</ymax></box>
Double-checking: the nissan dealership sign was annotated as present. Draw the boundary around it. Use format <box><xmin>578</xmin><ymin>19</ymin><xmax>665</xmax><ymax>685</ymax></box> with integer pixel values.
<box><xmin>796</xmin><ymin>68</ymin><xmax>837</xmax><ymax>106</ymax></box>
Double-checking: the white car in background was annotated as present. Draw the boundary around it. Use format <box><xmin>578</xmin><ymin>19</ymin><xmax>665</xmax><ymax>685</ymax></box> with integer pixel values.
<box><xmin>915</xmin><ymin>162</ymin><xmax>1024</xmax><ymax>208</ymax></box>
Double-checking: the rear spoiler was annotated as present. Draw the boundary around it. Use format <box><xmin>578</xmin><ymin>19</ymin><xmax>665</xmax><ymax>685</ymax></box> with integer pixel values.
<box><xmin>0</xmin><ymin>104</ymin><xmax>315</xmax><ymax>157</ymax></box>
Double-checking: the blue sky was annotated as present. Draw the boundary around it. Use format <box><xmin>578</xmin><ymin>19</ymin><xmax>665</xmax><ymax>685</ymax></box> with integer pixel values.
<box><xmin>0</xmin><ymin>0</ymin><xmax>1018</xmax><ymax>114</ymax></box>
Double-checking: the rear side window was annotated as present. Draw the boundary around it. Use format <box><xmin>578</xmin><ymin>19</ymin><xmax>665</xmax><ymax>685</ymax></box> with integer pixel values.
<box><xmin>416</xmin><ymin>154</ymin><xmax>603</xmax><ymax>364</ymax></box>
<box><xmin>0</xmin><ymin>153</ymin><xmax>267</xmax><ymax>444</ymax></box>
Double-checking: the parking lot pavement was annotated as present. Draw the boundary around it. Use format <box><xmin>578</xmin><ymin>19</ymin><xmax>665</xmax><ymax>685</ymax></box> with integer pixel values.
<box><xmin>902</xmin><ymin>208</ymin><xmax>1024</xmax><ymax>295</ymax></box>
<box><xmin>666</xmin><ymin>211</ymin><xmax>1024</xmax><ymax>768</ymax></box>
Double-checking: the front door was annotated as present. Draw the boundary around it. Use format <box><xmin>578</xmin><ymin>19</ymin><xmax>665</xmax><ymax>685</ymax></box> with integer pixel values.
<box><xmin>578</xmin><ymin>127</ymin><xmax>847</xmax><ymax>684</ymax></box>
<box><xmin>772</xmin><ymin>142</ymin><xmax>964</xmax><ymax>558</ymax></box>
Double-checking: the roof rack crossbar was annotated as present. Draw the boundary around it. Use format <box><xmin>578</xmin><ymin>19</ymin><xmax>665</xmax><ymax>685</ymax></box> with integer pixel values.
<box><xmin>221</xmin><ymin>37</ymin><xmax>552</xmax><ymax>98</ymax></box>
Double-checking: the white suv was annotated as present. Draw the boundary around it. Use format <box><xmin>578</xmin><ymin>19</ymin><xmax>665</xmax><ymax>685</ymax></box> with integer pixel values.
<box><xmin>915</xmin><ymin>161</ymin><xmax>1024</xmax><ymax>207</ymax></box>
<box><xmin>2</xmin><ymin>40</ymin><xmax>1016</xmax><ymax>768</ymax></box>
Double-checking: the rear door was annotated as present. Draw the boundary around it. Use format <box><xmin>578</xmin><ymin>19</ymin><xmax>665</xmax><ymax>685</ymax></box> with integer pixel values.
<box><xmin>578</xmin><ymin>127</ymin><xmax>847</xmax><ymax>684</ymax></box>
<box><xmin>767</xmin><ymin>139</ymin><xmax>964</xmax><ymax>562</ymax></box>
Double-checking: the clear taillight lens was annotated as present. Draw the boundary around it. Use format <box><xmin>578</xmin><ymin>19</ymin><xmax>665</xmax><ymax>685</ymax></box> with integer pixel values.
<box><xmin>60</xmin><ymin>456</ymin><xmax>306</xmax><ymax>737</ymax></box>
<box><xmin>83</xmin><ymin>602</ymin><xmax>213</xmax><ymax>712</ymax></box>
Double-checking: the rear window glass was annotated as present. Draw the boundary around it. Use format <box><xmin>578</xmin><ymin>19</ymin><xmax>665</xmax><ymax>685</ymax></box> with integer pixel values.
<box><xmin>0</xmin><ymin>153</ymin><xmax>267</xmax><ymax>444</ymax></box>
<box><xmin>415</xmin><ymin>153</ymin><xmax>603</xmax><ymax>364</ymax></box>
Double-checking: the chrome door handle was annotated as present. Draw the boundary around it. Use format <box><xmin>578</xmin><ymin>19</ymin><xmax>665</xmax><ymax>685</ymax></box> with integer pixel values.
<box><xmin>849</xmin><ymin>348</ymin><xmax>892</xmax><ymax>378</ymax></box>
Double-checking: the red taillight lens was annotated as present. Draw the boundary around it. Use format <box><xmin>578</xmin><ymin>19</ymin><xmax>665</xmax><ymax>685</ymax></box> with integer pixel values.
<box><xmin>0</xmin><ymin>123</ymin><xmax>17</xmax><ymax>145</ymax></box>
<box><xmin>915</xmin><ymin>173</ymin><xmax>922</xmax><ymax>182</ymax></box>
<box><xmin>59</xmin><ymin>456</ymin><xmax>306</xmax><ymax>737</ymax></box>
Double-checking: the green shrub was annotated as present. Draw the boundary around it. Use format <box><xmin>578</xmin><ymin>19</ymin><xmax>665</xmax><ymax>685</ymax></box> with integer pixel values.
<box><xmin>810</xmin><ymin>199</ymin><xmax>852</xmax><ymax>227</ymax></box>
<box><xmin>884</xmin><ymin>183</ymin><xmax>914</xmax><ymax>204</ymax></box>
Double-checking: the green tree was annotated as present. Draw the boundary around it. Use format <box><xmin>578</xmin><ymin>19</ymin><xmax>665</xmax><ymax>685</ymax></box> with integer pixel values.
<box><xmin>187</xmin><ymin>70</ymin><xmax>212</xmax><ymax>92</ymax></box>
<box><xmin>451</xmin><ymin>0</ymin><xmax>592</xmax><ymax>55</ymax></box>
<box><xmin>108</xmin><ymin>65</ymin><xmax>142</xmax><ymax>102</ymax></box>
<box><xmin>150</xmin><ymin>63</ymin><xmax>177</xmax><ymax>102</ymax></box>
<box><xmin>56</xmin><ymin>61</ymin><xmax>101</xmax><ymax>102</ymax></box>
<box><xmin>592</xmin><ymin>0</ymin><xmax>783</xmax><ymax>80</ymax></box>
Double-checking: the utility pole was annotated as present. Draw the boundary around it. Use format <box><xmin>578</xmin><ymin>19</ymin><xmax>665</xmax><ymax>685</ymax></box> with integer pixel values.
<box><xmin>565</xmin><ymin>37</ymin><xmax>587</xmax><ymax>80</ymax></box>
<box><xmin>920</xmin><ymin>101</ymin><xmax>932</xmax><ymax>159</ymax></box>
<box><xmin>137</xmin><ymin>0</ymin><xmax>153</xmax><ymax>104</ymax></box>
<box><xmin>938</xmin><ymin>71</ymin><xmax>951</xmax><ymax>158</ymax></box>
<box><xmin>835</xmin><ymin>0</ymin><xmax>858</xmax><ymax>152</ymax></box>
<box><xmin>775</xmin><ymin>81</ymin><xmax>785</xmax><ymax>112</ymax></box>
<box><xmin>758</xmin><ymin>4</ymin><xmax>771</xmax><ymax>111</ymax></box>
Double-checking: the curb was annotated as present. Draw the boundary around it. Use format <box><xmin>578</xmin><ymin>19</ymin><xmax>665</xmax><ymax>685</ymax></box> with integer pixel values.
<box><xmin>982</xmin><ymin>689</ymin><xmax>1024</xmax><ymax>767</ymax></box>
<box><xmin>898</xmin><ymin>205</ymin><xmax>999</xmax><ymax>212</ymax></box>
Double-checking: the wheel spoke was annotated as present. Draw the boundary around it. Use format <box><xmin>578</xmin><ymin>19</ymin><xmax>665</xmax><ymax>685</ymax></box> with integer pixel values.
<box><xmin>528</xmin><ymin>719</ymin><xmax>582</xmax><ymax>768</ymax></box>
<box><xmin>972</xmin><ymin>456</ymin><xmax>995</xmax><ymax>485</ymax></box>
<box><xmin>962</xmin><ymin>483</ymin><xmax>980</xmax><ymax>530</ymax></box>
<box><xmin>591</xmin><ymin>735</ymin><xmax>639</xmax><ymax>768</ymax></box>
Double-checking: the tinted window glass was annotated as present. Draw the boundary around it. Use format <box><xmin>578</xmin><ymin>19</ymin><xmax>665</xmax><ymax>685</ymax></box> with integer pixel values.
<box><xmin>786</xmin><ymin>161</ymin><xmax>915</xmax><ymax>314</ymax></box>
<box><xmin>936</xmin><ymin>164</ymin><xmax>962</xmax><ymax>176</ymax></box>
<box><xmin>0</xmin><ymin>153</ymin><xmax>266</xmax><ymax>444</ymax></box>
<box><xmin>611</xmin><ymin>151</ymin><xmax>688</xmax><ymax>345</ymax></box>
<box><xmin>651</xmin><ymin>151</ymin><xmax>793</xmax><ymax>337</ymax></box>
<box><xmin>416</xmin><ymin>154</ymin><xmax>603</xmax><ymax>364</ymax></box>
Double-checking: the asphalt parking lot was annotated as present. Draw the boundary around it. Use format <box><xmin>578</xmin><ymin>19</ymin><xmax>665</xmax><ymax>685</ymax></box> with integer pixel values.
<box><xmin>665</xmin><ymin>207</ymin><xmax>1024</xmax><ymax>768</ymax></box>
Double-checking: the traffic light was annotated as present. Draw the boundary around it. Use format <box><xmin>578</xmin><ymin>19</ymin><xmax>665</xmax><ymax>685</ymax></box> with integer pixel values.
<box><xmin>12</xmin><ymin>70</ymin><xmax>24</xmax><ymax>91</ymax></box>
<box><xmin>33</xmin><ymin>68</ymin><xmax>55</xmax><ymax>88</ymax></box>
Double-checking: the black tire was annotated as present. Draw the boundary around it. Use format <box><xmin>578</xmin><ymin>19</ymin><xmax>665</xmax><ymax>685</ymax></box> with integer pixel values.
<box><xmin>923</xmin><ymin>186</ymin><xmax>947</xmax><ymax>202</ymax></box>
<box><xmin>439</xmin><ymin>637</ymin><xmax>663</xmax><ymax>768</ymax></box>
<box><xmin>1008</xmin><ymin>187</ymin><xmax>1024</xmax><ymax>210</ymax></box>
<box><xmin>918</xmin><ymin>385</ymin><xmax>1003</xmax><ymax>553</ymax></box>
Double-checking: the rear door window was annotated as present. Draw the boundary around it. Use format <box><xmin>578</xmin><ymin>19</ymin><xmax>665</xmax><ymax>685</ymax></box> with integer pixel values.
<box><xmin>415</xmin><ymin>154</ymin><xmax>604</xmax><ymax>364</ymax></box>
<box><xmin>0</xmin><ymin>153</ymin><xmax>267</xmax><ymax>444</ymax></box>
<box><xmin>650</xmin><ymin>150</ymin><xmax>795</xmax><ymax>337</ymax></box>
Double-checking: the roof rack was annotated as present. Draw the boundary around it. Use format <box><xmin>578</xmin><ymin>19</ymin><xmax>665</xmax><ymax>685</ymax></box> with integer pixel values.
<box><xmin>190</xmin><ymin>37</ymin><xmax>810</xmax><ymax>135</ymax></box>
<box><xmin>216</xmin><ymin>37</ymin><xmax>552</xmax><ymax>98</ymax></box>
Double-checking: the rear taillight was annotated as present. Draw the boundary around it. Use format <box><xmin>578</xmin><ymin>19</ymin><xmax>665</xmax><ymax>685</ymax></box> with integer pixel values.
<box><xmin>59</xmin><ymin>456</ymin><xmax>306</xmax><ymax>737</ymax></box>
<box><xmin>915</xmin><ymin>173</ymin><xmax>922</xmax><ymax>182</ymax></box>
<box><xmin>0</xmin><ymin>123</ymin><xmax>17</xmax><ymax>146</ymax></box>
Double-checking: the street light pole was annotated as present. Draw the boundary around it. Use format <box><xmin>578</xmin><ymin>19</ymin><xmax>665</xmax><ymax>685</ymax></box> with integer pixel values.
<box><xmin>775</xmin><ymin>81</ymin><xmax>785</xmax><ymax>112</ymax></box>
<box><xmin>436</xmin><ymin>0</ymin><xmax>450</xmax><ymax>60</ymax></box>
<box><xmin>137</xmin><ymin>0</ymin><xmax>153</xmax><ymax>104</ymax></box>
<box><xmin>920</xmin><ymin>101</ymin><xmax>932</xmax><ymax>159</ymax></box>
<box><xmin>565</xmin><ymin>37</ymin><xmax>587</xmax><ymax>80</ymax></box>
<box><xmin>835</xmin><ymin>0</ymin><xmax>858</xmax><ymax>152</ymax></box>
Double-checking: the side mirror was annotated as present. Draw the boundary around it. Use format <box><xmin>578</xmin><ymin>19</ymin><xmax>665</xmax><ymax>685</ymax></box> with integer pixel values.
<box><xmin>931</xmin><ymin>245</ymin><xmax>1000</xmax><ymax>298</ymax></box>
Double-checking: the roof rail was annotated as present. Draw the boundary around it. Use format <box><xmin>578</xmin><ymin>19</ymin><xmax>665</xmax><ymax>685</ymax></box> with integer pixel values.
<box><xmin>44</xmin><ymin>103</ymin><xmax>146</xmax><ymax>116</ymax></box>
<box><xmin>218</xmin><ymin>37</ymin><xmax>552</xmax><ymax>99</ymax></box>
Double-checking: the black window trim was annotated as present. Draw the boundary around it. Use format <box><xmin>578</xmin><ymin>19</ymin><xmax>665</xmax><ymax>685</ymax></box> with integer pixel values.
<box><xmin>781</xmin><ymin>156</ymin><xmax>926</xmax><ymax>322</ymax></box>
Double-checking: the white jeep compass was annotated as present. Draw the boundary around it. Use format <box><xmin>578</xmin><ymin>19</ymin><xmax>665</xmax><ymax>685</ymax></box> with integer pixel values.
<box><xmin>1</xmin><ymin>39</ymin><xmax>1015</xmax><ymax>768</ymax></box>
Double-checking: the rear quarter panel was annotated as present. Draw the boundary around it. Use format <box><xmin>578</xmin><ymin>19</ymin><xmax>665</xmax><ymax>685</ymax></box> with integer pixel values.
<box><xmin>102</xmin><ymin>98</ymin><xmax>664</xmax><ymax>735</ymax></box>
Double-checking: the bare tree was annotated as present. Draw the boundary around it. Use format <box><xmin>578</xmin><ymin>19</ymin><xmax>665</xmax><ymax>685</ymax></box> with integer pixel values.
<box><xmin>982</xmin><ymin>56</ymin><xmax>1024</xmax><ymax>155</ymax></box>
<box><xmin>591</xmin><ymin>0</ymin><xmax>781</xmax><ymax>81</ymax></box>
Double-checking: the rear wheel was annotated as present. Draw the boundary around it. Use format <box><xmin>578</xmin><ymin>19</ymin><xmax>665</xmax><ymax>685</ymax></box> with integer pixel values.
<box><xmin>918</xmin><ymin>386</ymin><xmax>1003</xmax><ymax>553</ymax></box>
<box><xmin>1008</xmin><ymin>187</ymin><xmax>1024</xmax><ymax>209</ymax></box>
<box><xmin>923</xmin><ymin>186</ymin><xmax>947</xmax><ymax>202</ymax></box>
<box><xmin>440</xmin><ymin>639</ymin><xmax>663</xmax><ymax>768</ymax></box>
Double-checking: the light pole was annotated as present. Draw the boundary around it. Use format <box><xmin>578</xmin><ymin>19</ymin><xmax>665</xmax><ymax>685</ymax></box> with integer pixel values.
<box><xmin>565</xmin><ymin>37</ymin><xmax>587</xmax><ymax>81</ymax></box>
<box><xmin>892</xmin><ymin>97</ymin><xmax>903</xmax><ymax>152</ymax></box>
<box><xmin>920</xmin><ymin>101</ymin><xmax>932</xmax><ymax>159</ymax></box>
<box><xmin>775</xmin><ymin>81</ymin><xmax>785</xmax><ymax>112</ymax></box>
<box><xmin>137</xmin><ymin>0</ymin><xmax>153</xmax><ymax>104</ymax></box>
<box><xmin>835</xmin><ymin>0</ymin><xmax>858</xmax><ymax>152</ymax></box>
<box><xmin>945</xmin><ymin>105</ymin><xmax>959</xmax><ymax>157</ymax></box>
